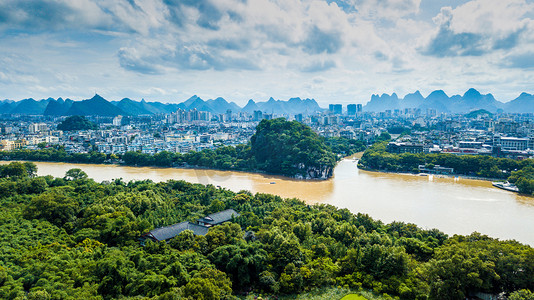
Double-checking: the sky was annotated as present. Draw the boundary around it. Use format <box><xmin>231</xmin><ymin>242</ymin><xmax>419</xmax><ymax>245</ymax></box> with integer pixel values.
<box><xmin>1</xmin><ymin>0</ymin><xmax>534</xmax><ymax>106</ymax></box>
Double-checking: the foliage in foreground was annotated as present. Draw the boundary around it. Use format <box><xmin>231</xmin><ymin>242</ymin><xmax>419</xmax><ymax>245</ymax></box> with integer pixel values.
<box><xmin>0</xmin><ymin>162</ymin><xmax>533</xmax><ymax>299</ymax></box>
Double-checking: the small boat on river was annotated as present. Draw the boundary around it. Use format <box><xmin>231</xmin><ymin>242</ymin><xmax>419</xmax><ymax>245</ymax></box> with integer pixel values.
<box><xmin>492</xmin><ymin>181</ymin><xmax>519</xmax><ymax>193</ymax></box>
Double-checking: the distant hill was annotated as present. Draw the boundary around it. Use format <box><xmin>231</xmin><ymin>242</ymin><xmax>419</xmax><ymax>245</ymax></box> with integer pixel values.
<box><xmin>251</xmin><ymin>97</ymin><xmax>324</xmax><ymax>115</ymax></box>
<box><xmin>114</xmin><ymin>98</ymin><xmax>153</xmax><ymax>115</ymax></box>
<box><xmin>0</xmin><ymin>100</ymin><xmax>18</xmax><ymax>114</ymax></box>
<box><xmin>364</xmin><ymin>93</ymin><xmax>400</xmax><ymax>112</ymax></box>
<box><xmin>242</xmin><ymin>99</ymin><xmax>260</xmax><ymax>113</ymax></box>
<box><xmin>67</xmin><ymin>94</ymin><xmax>126</xmax><ymax>117</ymax></box>
<box><xmin>504</xmin><ymin>92</ymin><xmax>534</xmax><ymax>113</ymax></box>
<box><xmin>9</xmin><ymin>98</ymin><xmax>50</xmax><ymax>115</ymax></box>
<box><xmin>174</xmin><ymin>95</ymin><xmax>242</xmax><ymax>114</ymax></box>
<box><xmin>465</xmin><ymin>109</ymin><xmax>493</xmax><ymax>118</ymax></box>
<box><xmin>403</xmin><ymin>91</ymin><xmax>425</xmax><ymax>109</ymax></box>
<box><xmin>208</xmin><ymin>97</ymin><xmax>242</xmax><ymax>114</ymax></box>
<box><xmin>143</xmin><ymin>101</ymin><xmax>181</xmax><ymax>114</ymax></box>
<box><xmin>44</xmin><ymin>98</ymin><xmax>73</xmax><ymax>116</ymax></box>
<box><xmin>364</xmin><ymin>88</ymin><xmax>507</xmax><ymax>113</ymax></box>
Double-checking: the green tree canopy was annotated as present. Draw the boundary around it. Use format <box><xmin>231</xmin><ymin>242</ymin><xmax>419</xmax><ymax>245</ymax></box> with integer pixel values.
<box><xmin>64</xmin><ymin>168</ymin><xmax>88</xmax><ymax>181</ymax></box>
<box><xmin>57</xmin><ymin>115</ymin><xmax>97</xmax><ymax>131</ymax></box>
<box><xmin>250</xmin><ymin>118</ymin><xmax>337</xmax><ymax>179</ymax></box>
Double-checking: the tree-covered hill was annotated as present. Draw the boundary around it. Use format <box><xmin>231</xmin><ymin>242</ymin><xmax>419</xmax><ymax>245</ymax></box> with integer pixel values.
<box><xmin>250</xmin><ymin>118</ymin><xmax>337</xmax><ymax>179</ymax></box>
<box><xmin>57</xmin><ymin>115</ymin><xmax>97</xmax><ymax>131</ymax></box>
<box><xmin>0</xmin><ymin>162</ymin><xmax>533</xmax><ymax>299</ymax></box>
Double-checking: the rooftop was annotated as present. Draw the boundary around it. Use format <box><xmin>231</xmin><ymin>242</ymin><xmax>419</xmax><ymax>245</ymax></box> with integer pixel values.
<box><xmin>144</xmin><ymin>221</ymin><xmax>209</xmax><ymax>242</ymax></box>
<box><xmin>198</xmin><ymin>209</ymin><xmax>240</xmax><ymax>226</ymax></box>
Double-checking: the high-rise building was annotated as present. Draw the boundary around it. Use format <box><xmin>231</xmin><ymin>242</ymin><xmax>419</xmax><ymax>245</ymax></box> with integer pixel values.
<box><xmin>347</xmin><ymin>104</ymin><xmax>357</xmax><ymax>115</ymax></box>
<box><xmin>253</xmin><ymin>110</ymin><xmax>263</xmax><ymax>121</ymax></box>
<box><xmin>113</xmin><ymin>115</ymin><xmax>123</xmax><ymax>126</ymax></box>
<box><xmin>28</xmin><ymin>123</ymin><xmax>48</xmax><ymax>134</ymax></box>
<box><xmin>357</xmin><ymin>104</ymin><xmax>363</xmax><ymax>113</ymax></box>
<box><xmin>329</xmin><ymin>104</ymin><xmax>342</xmax><ymax>115</ymax></box>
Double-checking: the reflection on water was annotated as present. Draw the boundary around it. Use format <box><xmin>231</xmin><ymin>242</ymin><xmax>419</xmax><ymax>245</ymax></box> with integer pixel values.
<box><xmin>3</xmin><ymin>160</ymin><xmax>534</xmax><ymax>245</ymax></box>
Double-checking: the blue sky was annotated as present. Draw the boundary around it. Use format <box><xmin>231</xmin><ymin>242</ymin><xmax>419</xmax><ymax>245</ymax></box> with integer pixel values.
<box><xmin>1</xmin><ymin>0</ymin><xmax>534</xmax><ymax>106</ymax></box>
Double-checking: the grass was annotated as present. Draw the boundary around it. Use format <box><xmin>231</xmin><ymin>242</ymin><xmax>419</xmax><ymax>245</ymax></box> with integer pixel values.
<box><xmin>340</xmin><ymin>294</ymin><xmax>368</xmax><ymax>300</ymax></box>
<box><xmin>241</xmin><ymin>287</ymin><xmax>381</xmax><ymax>300</ymax></box>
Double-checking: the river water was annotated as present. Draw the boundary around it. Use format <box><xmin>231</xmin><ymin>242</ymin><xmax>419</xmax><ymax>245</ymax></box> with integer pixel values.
<box><xmin>3</xmin><ymin>160</ymin><xmax>534</xmax><ymax>245</ymax></box>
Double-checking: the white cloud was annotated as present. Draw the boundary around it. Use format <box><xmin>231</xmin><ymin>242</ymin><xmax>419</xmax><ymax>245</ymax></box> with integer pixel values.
<box><xmin>2</xmin><ymin>0</ymin><xmax>534</xmax><ymax>105</ymax></box>
<box><xmin>113</xmin><ymin>0</ymin><xmax>395</xmax><ymax>74</ymax></box>
<box><xmin>339</xmin><ymin>0</ymin><xmax>421</xmax><ymax>19</ymax></box>
<box><xmin>424</xmin><ymin>0</ymin><xmax>534</xmax><ymax>57</ymax></box>
<box><xmin>444</xmin><ymin>0</ymin><xmax>533</xmax><ymax>36</ymax></box>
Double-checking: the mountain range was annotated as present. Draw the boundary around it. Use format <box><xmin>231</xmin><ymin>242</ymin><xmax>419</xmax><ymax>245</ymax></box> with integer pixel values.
<box><xmin>0</xmin><ymin>94</ymin><xmax>324</xmax><ymax>117</ymax></box>
<box><xmin>364</xmin><ymin>88</ymin><xmax>534</xmax><ymax>113</ymax></box>
<box><xmin>2</xmin><ymin>89</ymin><xmax>534</xmax><ymax>116</ymax></box>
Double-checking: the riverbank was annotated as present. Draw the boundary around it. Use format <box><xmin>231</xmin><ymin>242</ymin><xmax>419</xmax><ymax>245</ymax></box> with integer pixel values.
<box><xmin>0</xmin><ymin>158</ymin><xmax>336</xmax><ymax>182</ymax></box>
<box><xmin>357</xmin><ymin>165</ymin><xmax>506</xmax><ymax>183</ymax></box>
<box><xmin>357</xmin><ymin>141</ymin><xmax>534</xmax><ymax>191</ymax></box>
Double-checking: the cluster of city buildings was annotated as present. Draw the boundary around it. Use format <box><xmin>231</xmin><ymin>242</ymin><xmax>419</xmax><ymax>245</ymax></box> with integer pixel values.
<box><xmin>2</xmin><ymin>104</ymin><xmax>534</xmax><ymax>160</ymax></box>
<box><xmin>0</xmin><ymin>115</ymin><xmax>255</xmax><ymax>155</ymax></box>
<box><xmin>378</xmin><ymin>111</ymin><xmax>534</xmax><ymax>159</ymax></box>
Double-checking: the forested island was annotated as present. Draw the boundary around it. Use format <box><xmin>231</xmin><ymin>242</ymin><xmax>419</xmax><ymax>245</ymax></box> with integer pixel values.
<box><xmin>1</xmin><ymin>119</ymin><xmax>365</xmax><ymax>180</ymax></box>
<box><xmin>358</xmin><ymin>141</ymin><xmax>534</xmax><ymax>195</ymax></box>
<box><xmin>0</xmin><ymin>161</ymin><xmax>533</xmax><ymax>299</ymax></box>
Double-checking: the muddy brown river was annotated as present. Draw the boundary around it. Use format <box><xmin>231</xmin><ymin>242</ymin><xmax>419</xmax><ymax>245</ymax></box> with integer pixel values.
<box><xmin>4</xmin><ymin>159</ymin><xmax>534</xmax><ymax>245</ymax></box>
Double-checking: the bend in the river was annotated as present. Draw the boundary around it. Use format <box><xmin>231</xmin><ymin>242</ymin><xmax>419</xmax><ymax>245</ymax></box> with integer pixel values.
<box><xmin>3</xmin><ymin>159</ymin><xmax>534</xmax><ymax>246</ymax></box>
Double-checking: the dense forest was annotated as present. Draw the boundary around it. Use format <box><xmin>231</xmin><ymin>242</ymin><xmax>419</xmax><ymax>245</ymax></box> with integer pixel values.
<box><xmin>2</xmin><ymin>119</ymin><xmax>352</xmax><ymax>179</ymax></box>
<box><xmin>358</xmin><ymin>141</ymin><xmax>534</xmax><ymax>195</ymax></box>
<box><xmin>0</xmin><ymin>161</ymin><xmax>533</xmax><ymax>299</ymax></box>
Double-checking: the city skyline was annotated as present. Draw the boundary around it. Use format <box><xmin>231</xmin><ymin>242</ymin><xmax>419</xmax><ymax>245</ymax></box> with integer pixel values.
<box><xmin>1</xmin><ymin>0</ymin><xmax>534</xmax><ymax>105</ymax></box>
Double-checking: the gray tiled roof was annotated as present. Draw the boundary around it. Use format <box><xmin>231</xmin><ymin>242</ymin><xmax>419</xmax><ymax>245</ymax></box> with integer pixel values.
<box><xmin>198</xmin><ymin>209</ymin><xmax>240</xmax><ymax>226</ymax></box>
<box><xmin>148</xmin><ymin>221</ymin><xmax>209</xmax><ymax>241</ymax></box>
<box><xmin>141</xmin><ymin>209</ymin><xmax>240</xmax><ymax>244</ymax></box>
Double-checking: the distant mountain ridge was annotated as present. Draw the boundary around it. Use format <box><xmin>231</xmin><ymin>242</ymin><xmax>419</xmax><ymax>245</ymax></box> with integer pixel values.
<box><xmin>242</xmin><ymin>97</ymin><xmax>322</xmax><ymax>115</ymax></box>
<box><xmin>363</xmin><ymin>88</ymin><xmax>527</xmax><ymax>113</ymax></box>
<box><xmin>2</xmin><ymin>89</ymin><xmax>534</xmax><ymax>116</ymax></box>
<box><xmin>0</xmin><ymin>94</ymin><xmax>324</xmax><ymax>117</ymax></box>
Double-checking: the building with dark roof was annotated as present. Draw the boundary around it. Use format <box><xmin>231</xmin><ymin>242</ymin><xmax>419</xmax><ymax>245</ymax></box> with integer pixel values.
<box><xmin>386</xmin><ymin>142</ymin><xmax>424</xmax><ymax>154</ymax></box>
<box><xmin>197</xmin><ymin>209</ymin><xmax>240</xmax><ymax>227</ymax></box>
<box><xmin>140</xmin><ymin>221</ymin><xmax>209</xmax><ymax>243</ymax></box>
<box><xmin>139</xmin><ymin>209</ymin><xmax>240</xmax><ymax>244</ymax></box>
